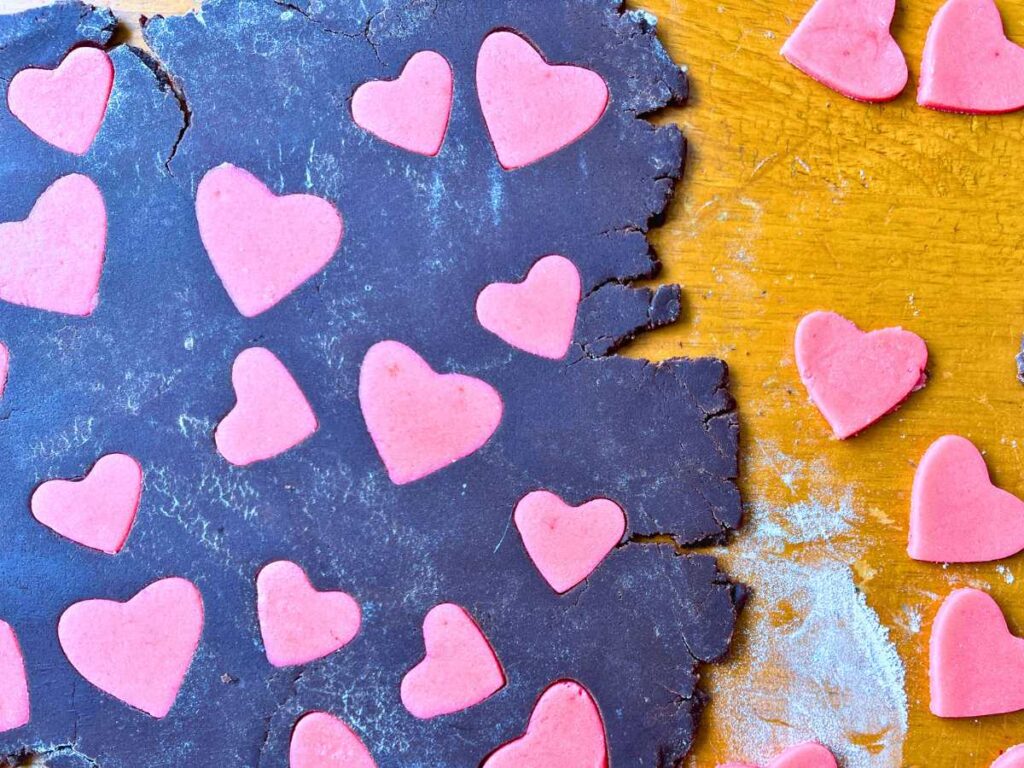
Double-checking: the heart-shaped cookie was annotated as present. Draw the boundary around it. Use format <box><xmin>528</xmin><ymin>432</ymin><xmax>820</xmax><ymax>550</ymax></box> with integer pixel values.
<box><xmin>0</xmin><ymin>620</ymin><xmax>30</xmax><ymax>733</ymax></box>
<box><xmin>476</xmin><ymin>255</ymin><xmax>582</xmax><ymax>360</ymax></box>
<box><xmin>718</xmin><ymin>742</ymin><xmax>838</xmax><ymax>768</ymax></box>
<box><xmin>58</xmin><ymin>578</ymin><xmax>204</xmax><ymax>718</ymax></box>
<box><xmin>0</xmin><ymin>342</ymin><xmax>8</xmax><ymax>400</ymax></box>
<box><xmin>352</xmin><ymin>51</ymin><xmax>453</xmax><ymax>156</ymax></box>
<box><xmin>359</xmin><ymin>341</ymin><xmax>503</xmax><ymax>485</ymax></box>
<box><xmin>477</xmin><ymin>31</ymin><xmax>609</xmax><ymax>170</ymax></box>
<box><xmin>795</xmin><ymin>311</ymin><xmax>927</xmax><ymax>439</ymax></box>
<box><xmin>31</xmin><ymin>453</ymin><xmax>143</xmax><ymax>555</ymax></box>
<box><xmin>994</xmin><ymin>745</ymin><xmax>1024</xmax><ymax>768</ymax></box>
<box><xmin>0</xmin><ymin>174</ymin><xmax>106</xmax><ymax>316</ymax></box>
<box><xmin>289</xmin><ymin>711</ymin><xmax>376</xmax><ymax>768</ymax></box>
<box><xmin>196</xmin><ymin>163</ymin><xmax>344</xmax><ymax>317</ymax></box>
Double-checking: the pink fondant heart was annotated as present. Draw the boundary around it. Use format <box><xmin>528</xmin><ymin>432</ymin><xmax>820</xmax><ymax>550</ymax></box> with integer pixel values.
<box><xmin>7</xmin><ymin>47</ymin><xmax>114</xmax><ymax>155</ymax></box>
<box><xmin>31</xmin><ymin>453</ymin><xmax>143</xmax><ymax>555</ymax></box>
<box><xmin>0</xmin><ymin>620</ymin><xmax>30</xmax><ymax>733</ymax></box>
<box><xmin>58</xmin><ymin>577</ymin><xmax>204</xmax><ymax>718</ymax></box>
<box><xmin>994</xmin><ymin>745</ymin><xmax>1024</xmax><ymax>768</ymax></box>
<box><xmin>930</xmin><ymin>588</ymin><xmax>1024</xmax><ymax>718</ymax></box>
<box><xmin>0</xmin><ymin>342</ymin><xmax>8</xmax><ymax>400</ymax></box>
<box><xmin>476</xmin><ymin>255</ymin><xmax>581</xmax><ymax>360</ymax></box>
<box><xmin>257</xmin><ymin>561</ymin><xmax>361</xmax><ymax>668</ymax></box>
<box><xmin>919</xmin><ymin>0</ymin><xmax>1024</xmax><ymax>113</ymax></box>
<box><xmin>290</xmin><ymin>711</ymin><xmax>376</xmax><ymax>768</ymax></box>
<box><xmin>352</xmin><ymin>51</ymin><xmax>453</xmax><ymax>157</ymax></box>
<box><xmin>477</xmin><ymin>31</ymin><xmax>609</xmax><ymax>170</ymax></box>
<box><xmin>359</xmin><ymin>341</ymin><xmax>503</xmax><ymax>485</ymax></box>
<box><xmin>195</xmin><ymin>163</ymin><xmax>344</xmax><ymax>317</ymax></box>
<box><xmin>481</xmin><ymin>681</ymin><xmax>606</xmax><ymax>768</ymax></box>
<box><xmin>401</xmin><ymin>603</ymin><xmax>505</xmax><ymax>719</ymax></box>
<box><xmin>215</xmin><ymin>347</ymin><xmax>318</xmax><ymax>466</ymax></box>
<box><xmin>0</xmin><ymin>174</ymin><xmax>106</xmax><ymax>316</ymax></box>
<box><xmin>718</xmin><ymin>742</ymin><xmax>838</xmax><ymax>768</ymax></box>
<box><xmin>781</xmin><ymin>0</ymin><xmax>907</xmax><ymax>102</ymax></box>
<box><xmin>795</xmin><ymin>311</ymin><xmax>927</xmax><ymax>439</ymax></box>
<box><xmin>514</xmin><ymin>491</ymin><xmax>625</xmax><ymax>594</ymax></box>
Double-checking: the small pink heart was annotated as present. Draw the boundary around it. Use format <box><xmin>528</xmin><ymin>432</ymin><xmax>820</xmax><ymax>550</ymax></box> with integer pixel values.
<box><xmin>0</xmin><ymin>620</ymin><xmax>30</xmax><ymax>733</ymax></box>
<box><xmin>481</xmin><ymin>681</ymin><xmax>606</xmax><ymax>768</ymax></box>
<box><xmin>359</xmin><ymin>341</ymin><xmax>503</xmax><ymax>485</ymax></box>
<box><xmin>476</xmin><ymin>255</ymin><xmax>581</xmax><ymax>360</ymax></box>
<box><xmin>994</xmin><ymin>745</ymin><xmax>1024</xmax><ymax>768</ymax></box>
<box><xmin>781</xmin><ymin>0</ymin><xmax>908</xmax><ymax>102</ymax></box>
<box><xmin>0</xmin><ymin>174</ymin><xmax>106</xmax><ymax>316</ymax></box>
<box><xmin>290</xmin><ymin>711</ymin><xmax>376</xmax><ymax>768</ymax></box>
<box><xmin>795</xmin><ymin>311</ymin><xmax>927</xmax><ymax>439</ymax></box>
<box><xmin>514</xmin><ymin>491</ymin><xmax>625</xmax><ymax>594</ymax></box>
<box><xmin>352</xmin><ymin>51</ymin><xmax>453</xmax><ymax>157</ymax></box>
<box><xmin>196</xmin><ymin>163</ymin><xmax>344</xmax><ymax>317</ymax></box>
<box><xmin>31</xmin><ymin>453</ymin><xmax>143</xmax><ymax>555</ymax></box>
<box><xmin>930</xmin><ymin>588</ymin><xmax>1024</xmax><ymax>718</ymax></box>
<box><xmin>7</xmin><ymin>47</ymin><xmax>114</xmax><ymax>155</ymax></box>
<box><xmin>477</xmin><ymin>31</ymin><xmax>609</xmax><ymax>170</ymax></box>
<box><xmin>215</xmin><ymin>347</ymin><xmax>318</xmax><ymax>466</ymax></box>
<box><xmin>718</xmin><ymin>742</ymin><xmax>838</xmax><ymax>768</ymax></box>
<box><xmin>401</xmin><ymin>603</ymin><xmax>505</xmax><ymax>719</ymax></box>
<box><xmin>0</xmin><ymin>342</ymin><xmax>8</xmax><ymax>400</ymax></box>
<box><xmin>257</xmin><ymin>561</ymin><xmax>361</xmax><ymax>668</ymax></box>
<box><xmin>919</xmin><ymin>0</ymin><xmax>1024</xmax><ymax>113</ymax></box>
<box><xmin>58</xmin><ymin>577</ymin><xmax>204</xmax><ymax>718</ymax></box>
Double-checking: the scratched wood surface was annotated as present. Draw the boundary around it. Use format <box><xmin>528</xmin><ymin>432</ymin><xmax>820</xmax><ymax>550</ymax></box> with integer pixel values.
<box><xmin>6</xmin><ymin>0</ymin><xmax>1024</xmax><ymax>766</ymax></box>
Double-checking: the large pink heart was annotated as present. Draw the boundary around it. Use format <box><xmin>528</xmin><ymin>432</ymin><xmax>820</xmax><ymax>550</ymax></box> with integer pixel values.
<box><xmin>795</xmin><ymin>311</ymin><xmax>927</xmax><ymax>439</ymax></box>
<box><xmin>58</xmin><ymin>578</ymin><xmax>204</xmax><ymax>718</ymax></box>
<box><xmin>718</xmin><ymin>742</ymin><xmax>838</xmax><ymax>768</ymax></box>
<box><xmin>930</xmin><ymin>588</ymin><xmax>1024</xmax><ymax>717</ymax></box>
<box><xmin>477</xmin><ymin>31</ymin><xmax>609</xmax><ymax>170</ymax></box>
<box><xmin>7</xmin><ymin>47</ymin><xmax>114</xmax><ymax>155</ymax></box>
<box><xmin>195</xmin><ymin>163</ymin><xmax>344</xmax><ymax>317</ymax></box>
<box><xmin>31</xmin><ymin>453</ymin><xmax>143</xmax><ymax>555</ymax></box>
<box><xmin>919</xmin><ymin>0</ymin><xmax>1024</xmax><ymax>113</ymax></box>
<box><xmin>0</xmin><ymin>174</ymin><xmax>106</xmax><ymax>317</ymax></box>
<box><xmin>401</xmin><ymin>603</ymin><xmax>505</xmax><ymax>719</ymax></box>
<box><xmin>781</xmin><ymin>0</ymin><xmax>907</xmax><ymax>102</ymax></box>
<box><xmin>290</xmin><ymin>711</ymin><xmax>376</xmax><ymax>768</ymax></box>
<box><xmin>359</xmin><ymin>340</ymin><xmax>503</xmax><ymax>485</ymax></box>
<box><xmin>0</xmin><ymin>620</ymin><xmax>30</xmax><ymax>733</ymax></box>
<box><xmin>481</xmin><ymin>681</ymin><xmax>606</xmax><ymax>768</ymax></box>
<box><xmin>994</xmin><ymin>745</ymin><xmax>1024</xmax><ymax>768</ymax></box>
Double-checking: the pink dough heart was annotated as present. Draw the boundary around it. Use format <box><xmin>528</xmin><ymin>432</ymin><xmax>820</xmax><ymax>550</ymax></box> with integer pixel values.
<box><xmin>476</xmin><ymin>255</ymin><xmax>582</xmax><ymax>360</ymax></box>
<box><xmin>58</xmin><ymin>577</ymin><xmax>204</xmax><ymax>718</ymax></box>
<box><xmin>215</xmin><ymin>347</ymin><xmax>318</xmax><ymax>466</ymax></box>
<box><xmin>31</xmin><ymin>453</ymin><xmax>143</xmax><ymax>555</ymax></box>
<box><xmin>359</xmin><ymin>340</ymin><xmax>503</xmax><ymax>485</ymax></box>
<box><xmin>7</xmin><ymin>47</ymin><xmax>114</xmax><ymax>155</ymax></box>
<box><xmin>0</xmin><ymin>621</ymin><xmax>30</xmax><ymax>733</ymax></box>
<box><xmin>401</xmin><ymin>603</ymin><xmax>505</xmax><ymax>719</ymax></box>
<box><xmin>995</xmin><ymin>746</ymin><xmax>1024</xmax><ymax>768</ymax></box>
<box><xmin>930</xmin><ymin>588</ymin><xmax>1024</xmax><ymax>717</ymax></box>
<box><xmin>352</xmin><ymin>51</ymin><xmax>453</xmax><ymax>157</ymax></box>
<box><xmin>257</xmin><ymin>561</ymin><xmax>361</xmax><ymax>668</ymax></box>
<box><xmin>482</xmin><ymin>681</ymin><xmax>606</xmax><ymax>768</ymax></box>
<box><xmin>781</xmin><ymin>0</ymin><xmax>907</xmax><ymax>102</ymax></box>
<box><xmin>477</xmin><ymin>31</ymin><xmax>609</xmax><ymax>170</ymax></box>
<box><xmin>290</xmin><ymin>711</ymin><xmax>376</xmax><ymax>768</ymax></box>
<box><xmin>718</xmin><ymin>742</ymin><xmax>838</xmax><ymax>768</ymax></box>
<box><xmin>909</xmin><ymin>435</ymin><xmax>1024</xmax><ymax>563</ymax></box>
<box><xmin>0</xmin><ymin>342</ymin><xmax>8</xmax><ymax>400</ymax></box>
<box><xmin>0</xmin><ymin>174</ymin><xmax>106</xmax><ymax>316</ymax></box>
<box><xmin>195</xmin><ymin>163</ymin><xmax>344</xmax><ymax>317</ymax></box>
<box><xmin>514</xmin><ymin>491</ymin><xmax>625</xmax><ymax>594</ymax></box>
<box><xmin>795</xmin><ymin>311</ymin><xmax>927</xmax><ymax>439</ymax></box>
<box><xmin>919</xmin><ymin>0</ymin><xmax>1024</xmax><ymax>113</ymax></box>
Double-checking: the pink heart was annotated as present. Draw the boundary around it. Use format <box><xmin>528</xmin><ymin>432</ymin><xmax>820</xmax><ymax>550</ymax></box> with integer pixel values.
<box><xmin>795</xmin><ymin>311</ymin><xmax>927</xmax><ymax>439</ymax></box>
<box><xmin>994</xmin><ymin>745</ymin><xmax>1024</xmax><ymax>768</ymax></box>
<box><xmin>718</xmin><ymin>742</ymin><xmax>838</xmax><ymax>768</ymax></box>
<box><xmin>0</xmin><ymin>174</ymin><xmax>106</xmax><ymax>317</ymax></box>
<box><xmin>481</xmin><ymin>681</ymin><xmax>606</xmax><ymax>768</ymax></box>
<box><xmin>58</xmin><ymin>577</ymin><xmax>204</xmax><ymax>718</ymax></box>
<box><xmin>514</xmin><ymin>491</ymin><xmax>625</xmax><ymax>594</ymax></box>
<box><xmin>401</xmin><ymin>603</ymin><xmax>505</xmax><ymax>719</ymax></box>
<box><xmin>31</xmin><ymin>453</ymin><xmax>143</xmax><ymax>555</ymax></box>
<box><xmin>476</xmin><ymin>255</ymin><xmax>581</xmax><ymax>360</ymax></box>
<box><xmin>0</xmin><ymin>342</ymin><xmax>8</xmax><ymax>400</ymax></box>
<box><xmin>257</xmin><ymin>561</ymin><xmax>361</xmax><ymax>668</ymax></box>
<box><xmin>7</xmin><ymin>47</ymin><xmax>114</xmax><ymax>155</ymax></box>
<box><xmin>0</xmin><ymin>620</ymin><xmax>30</xmax><ymax>733</ymax></box>
<box><xmin>290</xmin><ymin>711</ymin><xmax>376</xmax><ymax>768</ymax></box>
<box><xmin>195</xmin><ymin>163</ymin><xmax>344</xmax><ymax>317</ymax></box>
<box><xmin>930</xmin><ymin>588</ymin><xmax>1024</xmax><ymax>717</ymax></box>
<box><xmin>919</xmin><ymin>0</ymin><xmax>1024</xmax><ymax>113</ymax></box>
<box><xmin>352</xmin><ymin>51</ymin><xmax>453</xmax><ymax>157</ymax></box>
<box><xmin>215</xmin><ymin>347</ymin><xmax>318</xmax><ymax>466</ymax></box>
<box><xmin>359</xmin><ymin>341</ymin><xmax>503</xmax><ymax>485</ymax></box>
<box><xmin>477</xmin><ymin>31</ymin><xmax>609</xmax><ymax>170</ymax></box>
<box><xmin>781</xmin><ymin>0</ymin><xmax>907</xmax><ymax>102</ymax></box>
